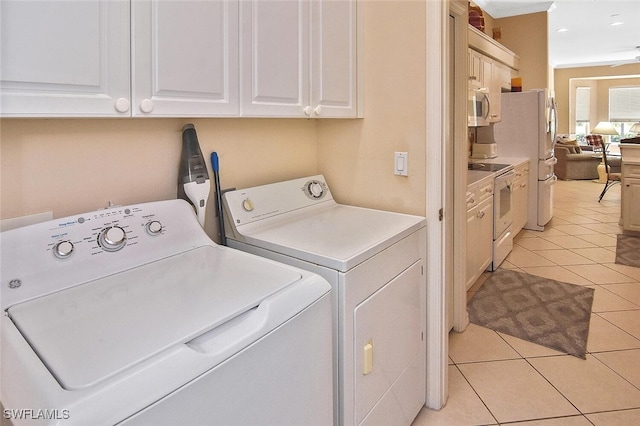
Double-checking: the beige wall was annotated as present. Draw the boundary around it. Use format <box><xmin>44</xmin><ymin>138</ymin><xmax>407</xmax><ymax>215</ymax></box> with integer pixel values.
<box><xmin>317</xmin><ymin>0</ymin><xmax>426</xmax><ymax>216</ymax></box>
<box><xmin>554</xmin><ymin>64</ymin><xmax>640</xmax><ymax>134</ymax></box>
<box><xmin>0</xmin><ymin>1</ymin><xmax>428</xmax><ymax>242</ymax></box>
<box><xmin>493</xmin><ymin>12</ymin><xmax>548</xmax><ymax>91</ymax></box>
<box><xmin>0</xmin><ymin>118</ymin><xmax>318</xmax><ymax>239</ymax></box>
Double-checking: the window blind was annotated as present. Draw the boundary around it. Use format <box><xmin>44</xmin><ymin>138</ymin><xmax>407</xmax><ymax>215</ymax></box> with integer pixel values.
<box><xmin>575</xmin><ymin>87</ymin><xmax>590</xmax><ymax>122</ymax></box>
<box><xmin>609</xmin><ymin>86</ymin><xmax>640</xmax><ymax>122</ymax></box>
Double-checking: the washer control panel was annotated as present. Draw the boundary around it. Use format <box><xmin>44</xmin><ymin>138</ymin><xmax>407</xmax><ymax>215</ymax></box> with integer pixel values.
<box><xmin>1</xmin><ymin>199</ymin><xmax>213</xmax><ymax>311</ymax></box>
<box><xmin>42</xmin><ymin>205</ymin><xmax>167</xmax><ymax>260</ymax></box>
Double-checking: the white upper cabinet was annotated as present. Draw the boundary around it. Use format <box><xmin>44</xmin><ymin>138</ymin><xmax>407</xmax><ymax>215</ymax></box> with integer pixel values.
<box><xmin>309</xmin><ymin>0</ymin><xmax>358</xmax><ymax>118</ymax></box>
<box><xmin>0</xmin><ymin>0</ymin><xmax>130</xmax><ymax>117</ymax></box>
<box><xmin>241</xmin><ymin>0</ymin><xmax>358</xmax><ymax>118</ymax></box>
<box><xmin>132</xmin><ymin>0</ymin><xmax>239</xmax><ymax>117</ymax></box>
<box><xmin>1</xmin><ymin>0</ymin><xmax>357</xmax><ymax>118</ymax></box>
<box><xmin>240</xmin><ymin>0</ymin><xmax>309</xmax><ymax>117</ymax></box>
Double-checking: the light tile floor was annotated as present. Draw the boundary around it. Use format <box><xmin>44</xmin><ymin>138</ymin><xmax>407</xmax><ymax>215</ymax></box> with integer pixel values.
<box><xmin>414</xmin><ymin>180</ymin><xmax>640</xmax><ymax>425</ymax></box>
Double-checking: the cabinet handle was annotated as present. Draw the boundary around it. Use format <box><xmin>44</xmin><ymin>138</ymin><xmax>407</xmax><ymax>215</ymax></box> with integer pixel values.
<box><xmin>140</xmin><ymin>99</ymin><xmax>154</xmax><ymax>113</ymax></box>
<box><xmin>314</xmin><ymin>105</ymin><xmax>323</xmax><ymax>116</ymax></box>
<box><xmin>303</xmin><ymin>105</ymin><xmax>313</xmax><ymax>116</ymax></box>
<box><xmin>115</xmin><ymin>98</ymin><xmax>130</xmax><ymax>113</ymax></box>
<box><xmin>477</xmin><ymin>211</ymin><xmax>485</xmax><ymax>219</ymax></box>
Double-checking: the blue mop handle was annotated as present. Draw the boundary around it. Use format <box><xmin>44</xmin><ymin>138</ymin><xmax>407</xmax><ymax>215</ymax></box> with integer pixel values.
<box><xmin>211</xmin><ymin>152</ymin><xmax>226</xmax><ymax>246</ymax></box>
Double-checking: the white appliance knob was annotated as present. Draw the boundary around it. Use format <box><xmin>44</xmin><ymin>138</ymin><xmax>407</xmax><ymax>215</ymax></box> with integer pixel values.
<box><xmin>99</xmin><ymin>226</ymin><xmax>127</xmax><ymax>252</ymax></box>
<box><xmin>146</xmin><ymin>220</ymin><xmax>162</xmax><ymax>235</ymax></box>
<box><xmin>309</xmin><ymin>182</ymin><xmax>324</xmax><ymax>198</ymax></box>
<box><xmin>53</xmin><ymin>241</ymin><xmax>74</xmax><ymax>259</ymax></box>
<box><xmin>314</xmin><ymin>105</ymin><xmax>322</xmax><ymax>116</ymax></box>
<box><xmin>115</xmin><ymin>98</ymin><xmax>130</xmax><ymax>113</ymax></box>
<box><xmin>242</xmin><ymin>198</ymin><xmax>254</xmax><ymax>212</ymax></box>
<box><xmin>303</xmin><ymin>105</ymin><xmax>313</xmax><ymax>116</ymax></box>
<box><xmin>140</xmin><ymin>99</ymin><xmax>154</xmax><ymax>113</ymax></box>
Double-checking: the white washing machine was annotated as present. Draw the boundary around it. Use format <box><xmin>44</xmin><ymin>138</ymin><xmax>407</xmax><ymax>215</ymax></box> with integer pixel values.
<box><xmin>223</xmin><ymin>175</ymin><xmax>427</xmax><ymax>426</ymax></box>
<box><xmin>0</xmin><ymin>199</ymin><xmax>333</xmax><ymax>426</ymax></box>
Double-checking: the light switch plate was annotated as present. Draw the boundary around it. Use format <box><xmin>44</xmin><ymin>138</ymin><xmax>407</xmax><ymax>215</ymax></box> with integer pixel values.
<box><xmin>394</xmin><ymin>152</ymin><xmax>408</xmax><ymax>176</ymax></box>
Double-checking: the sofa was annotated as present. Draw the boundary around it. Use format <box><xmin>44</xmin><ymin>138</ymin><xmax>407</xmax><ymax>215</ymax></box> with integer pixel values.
<box><xmin>554</xmin><ymin>142</ymin><xmax>600</xmax><ymax>180</ymax></box>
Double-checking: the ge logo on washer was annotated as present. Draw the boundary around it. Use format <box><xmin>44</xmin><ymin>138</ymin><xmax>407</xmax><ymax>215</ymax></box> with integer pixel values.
<box><xmin>303</xmin><ymin>180</ymin><xmax>327</xmax><ymax>200</ymax></box>
<box><xmin>8</xmin><ymin>279</ymin><xmax>22</xmax><ymax>289</ymax></box>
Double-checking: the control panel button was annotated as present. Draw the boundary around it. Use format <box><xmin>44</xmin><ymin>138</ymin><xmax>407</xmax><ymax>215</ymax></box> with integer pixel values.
<box><xmin>146</xmin><ymin>220</ymin><xmax>162</xmax><ymax>235</ymax></box>
<box><xmin>53</xmin><ymin>241</ymin><xmax>74</xmax><ymax>259</ymax></box>
<box><xmin>98</xmin><ymin>226</ymin><xmax>127</xmax><ymax>252</ymax></box>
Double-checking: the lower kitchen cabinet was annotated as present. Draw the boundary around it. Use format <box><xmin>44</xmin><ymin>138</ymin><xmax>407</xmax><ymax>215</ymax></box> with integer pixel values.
<box><xmin>466</xmin><ymin>183</ymin><xmax>494</xmax><ymax>290</ymax></box>
<box><xmin>622</xmin><ymin>163</ymin><xmax>640</xmax><ymax>233</ymax></box>
<box><xmin>511</xmin><ymin>161</ymin><xmax>530</xmax><ymax>236</ymax></box>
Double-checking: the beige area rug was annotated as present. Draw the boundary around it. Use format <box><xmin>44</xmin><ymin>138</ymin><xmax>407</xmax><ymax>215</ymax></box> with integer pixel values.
<box><xmin>468</xmin><ymin>269</ymin><xmax>594</xmax><ymax>359</ymax></box>
<box><xmin>616</xmin><ymin>234</ymin><xmax>640</xmax><ymax>268</ymax></box>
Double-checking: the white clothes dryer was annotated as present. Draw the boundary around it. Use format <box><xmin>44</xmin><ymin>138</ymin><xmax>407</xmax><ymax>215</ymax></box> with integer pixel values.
<box><xmin>223</xmin><ymin>175</ymin><xmax>427</xmax><ymax>426</ymax></box>
<box><xmin>0</xmin><ymin>199</ymin><xmax>332</xmax><ymax>426</ymax></box>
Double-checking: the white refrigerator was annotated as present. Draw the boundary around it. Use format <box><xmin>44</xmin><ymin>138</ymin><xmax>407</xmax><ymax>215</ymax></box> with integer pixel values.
<box><xmin>490</xmin><ymin>89</ymin><xmax>558</xmax><ymax>231</ymax></box>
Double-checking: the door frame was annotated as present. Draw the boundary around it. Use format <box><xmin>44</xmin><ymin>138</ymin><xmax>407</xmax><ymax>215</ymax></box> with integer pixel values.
<box><xmin>424</xmin><ymin>0</ymin><xmax>468</xmax><ymax>409</ymax></box>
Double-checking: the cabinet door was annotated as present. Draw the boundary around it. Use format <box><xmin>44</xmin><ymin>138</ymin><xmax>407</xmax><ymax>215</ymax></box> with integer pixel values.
<box><xmin>623</xmin><ymin>178</ymin><xmax>640</xmax><ymax>232</ymax></box>
<box><xmin>466</xmin><ymin>206</ymin><xmax>478</xmax><ymax>290</ymax></box>
<box><xmin>468</xmin><ymin>49</ymin><xmax>482</xmax><ymax>89</ymax></box>
<box><xmin>481</xmin><ymin>56</ymin><xmax>492</xmax><ymax>90</ymax></box>
<box><xmin>0</xmin><ymin>0</ymin><xmax>130</xmax><ymax>117</ymax></box>
<box><xmin>240</xmin><ymin>0</ymin><xmax>309</xmax><ymax>117</ymax></box>
<box><xmin>477</xmin><ymin>196</ymin><xmax>494</xmax><ymax>273</ymax></box>
<box><xmin>310</xmin><ymin>0</ymin><xmax>357</xmax><ymax>118</ymax></box>
<box><xmin>132</xmin><ymin>0</ymin><xmax>238</xmax><ymax>117</ymax></box>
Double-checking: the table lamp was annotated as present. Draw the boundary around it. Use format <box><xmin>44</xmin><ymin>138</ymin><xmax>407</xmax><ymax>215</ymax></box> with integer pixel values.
<box><xmin>629</xmin><ymin>122</ymin><xmax>640</xmax><ymax>135</ymax></box>
<box><xmin>592</xmin><ymin>121</ymin><xmax>619</xmax><ymax>145</ymax></box>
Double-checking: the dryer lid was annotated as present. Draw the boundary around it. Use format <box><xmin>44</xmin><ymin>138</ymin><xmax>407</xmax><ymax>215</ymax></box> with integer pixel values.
<box><xmin>7</xmin><ymin>246</ymin><xmax>302</xmax><ymax>390</ymax></box>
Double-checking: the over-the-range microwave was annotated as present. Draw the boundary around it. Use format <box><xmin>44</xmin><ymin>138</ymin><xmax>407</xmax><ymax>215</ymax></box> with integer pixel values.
<box><xmin>468</xmin><ymin>87</ymin><xmax>491</xmax><ymax>127</ymax></box>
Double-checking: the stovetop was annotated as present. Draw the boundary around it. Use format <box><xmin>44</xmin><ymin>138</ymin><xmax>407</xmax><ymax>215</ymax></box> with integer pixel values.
<box><xmin>468</xmin><ymin>163</ymin><xmax>512</xmax><ymax>172</ymax></box>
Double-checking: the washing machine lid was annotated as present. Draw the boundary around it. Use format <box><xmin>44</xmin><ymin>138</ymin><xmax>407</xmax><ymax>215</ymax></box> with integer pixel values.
<box><xmin>7</xmin><ymin>246</ymin><xmax>302</xmax><ymax>391</ymax></box>
<box><xmin>240</xmin><ymin>204</ymin><xmax>425</xmax><ymax>272</ymax></box>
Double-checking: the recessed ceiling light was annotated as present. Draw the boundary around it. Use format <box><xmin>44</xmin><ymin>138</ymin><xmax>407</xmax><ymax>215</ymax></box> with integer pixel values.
<box><xmin>556</xmin><ymin>28</ymin><xmax>569</xmax><ymax>32</ymax></box>
<box><xmin>610</xmin><ymin>21</ymin><xmax>624</xmax><ymax>26</ymax></box>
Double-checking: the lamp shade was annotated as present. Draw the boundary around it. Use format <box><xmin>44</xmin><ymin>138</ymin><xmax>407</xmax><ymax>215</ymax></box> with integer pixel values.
<box><xmin>630</xmin><ymin>122</ymin><xmax>640</xmax><ymax>134</ymax></box>
<box><xmin>592</xmin><ymin>121</ymin><xmax>619</xmax><ymax>136</ymax></box>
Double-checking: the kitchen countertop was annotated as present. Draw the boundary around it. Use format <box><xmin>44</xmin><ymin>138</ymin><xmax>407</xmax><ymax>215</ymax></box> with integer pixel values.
<box><xmin>467</xmin><ymin>157</ymin><xmax>530</xmax><ymax>186</ymax></box>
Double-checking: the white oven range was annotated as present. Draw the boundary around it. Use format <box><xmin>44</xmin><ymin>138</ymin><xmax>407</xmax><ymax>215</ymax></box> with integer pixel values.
<box><xmin>468</xmin><ymin>163</ymin><xmax>515</xmax><ymax>270</ymax></box>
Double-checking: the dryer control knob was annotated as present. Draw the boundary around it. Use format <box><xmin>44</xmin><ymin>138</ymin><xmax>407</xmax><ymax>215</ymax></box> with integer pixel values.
<box><xmin>242</xmin><ymin>198</ymin><xmax>254</xmax><ymax>212</ymax></box>
<box><xmin>53</xmin><ymin>240</ymin><xmax>74</xmax><ymax>259</ymax></box>
<box><xmin>304</xmin><ymin>180</ymin><xmax>326</xmax><ymax>199</ymax></box>
<box><xmin>146</xmin><ymin>220</ymin><xmax>162</xmax><ymax>235</ymax></box>
<box><xmin>99</xmin><ymin>226</ymin><xmax>127</xmax><ymax>252</ymax></box>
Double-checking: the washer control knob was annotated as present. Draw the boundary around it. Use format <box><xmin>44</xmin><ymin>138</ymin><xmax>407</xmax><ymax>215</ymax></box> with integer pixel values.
<box><xmin>53</xmin><ymin>240</ymin><xmax>74</xmax><ymax>259</ymax></box>
<box><xmin>99</xmin><ymin>226</ymin><xmax>127</xmax><ymax>252</ymax></box>
<box><xmin>242</xmin><ymin>198</ymin><xmax>254</xmax><ymax>212</ymax></box>
<box><xmin>146</xmin><ymin>220</ymin><xmax>162</xmax><ymax>235</ymax></box>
